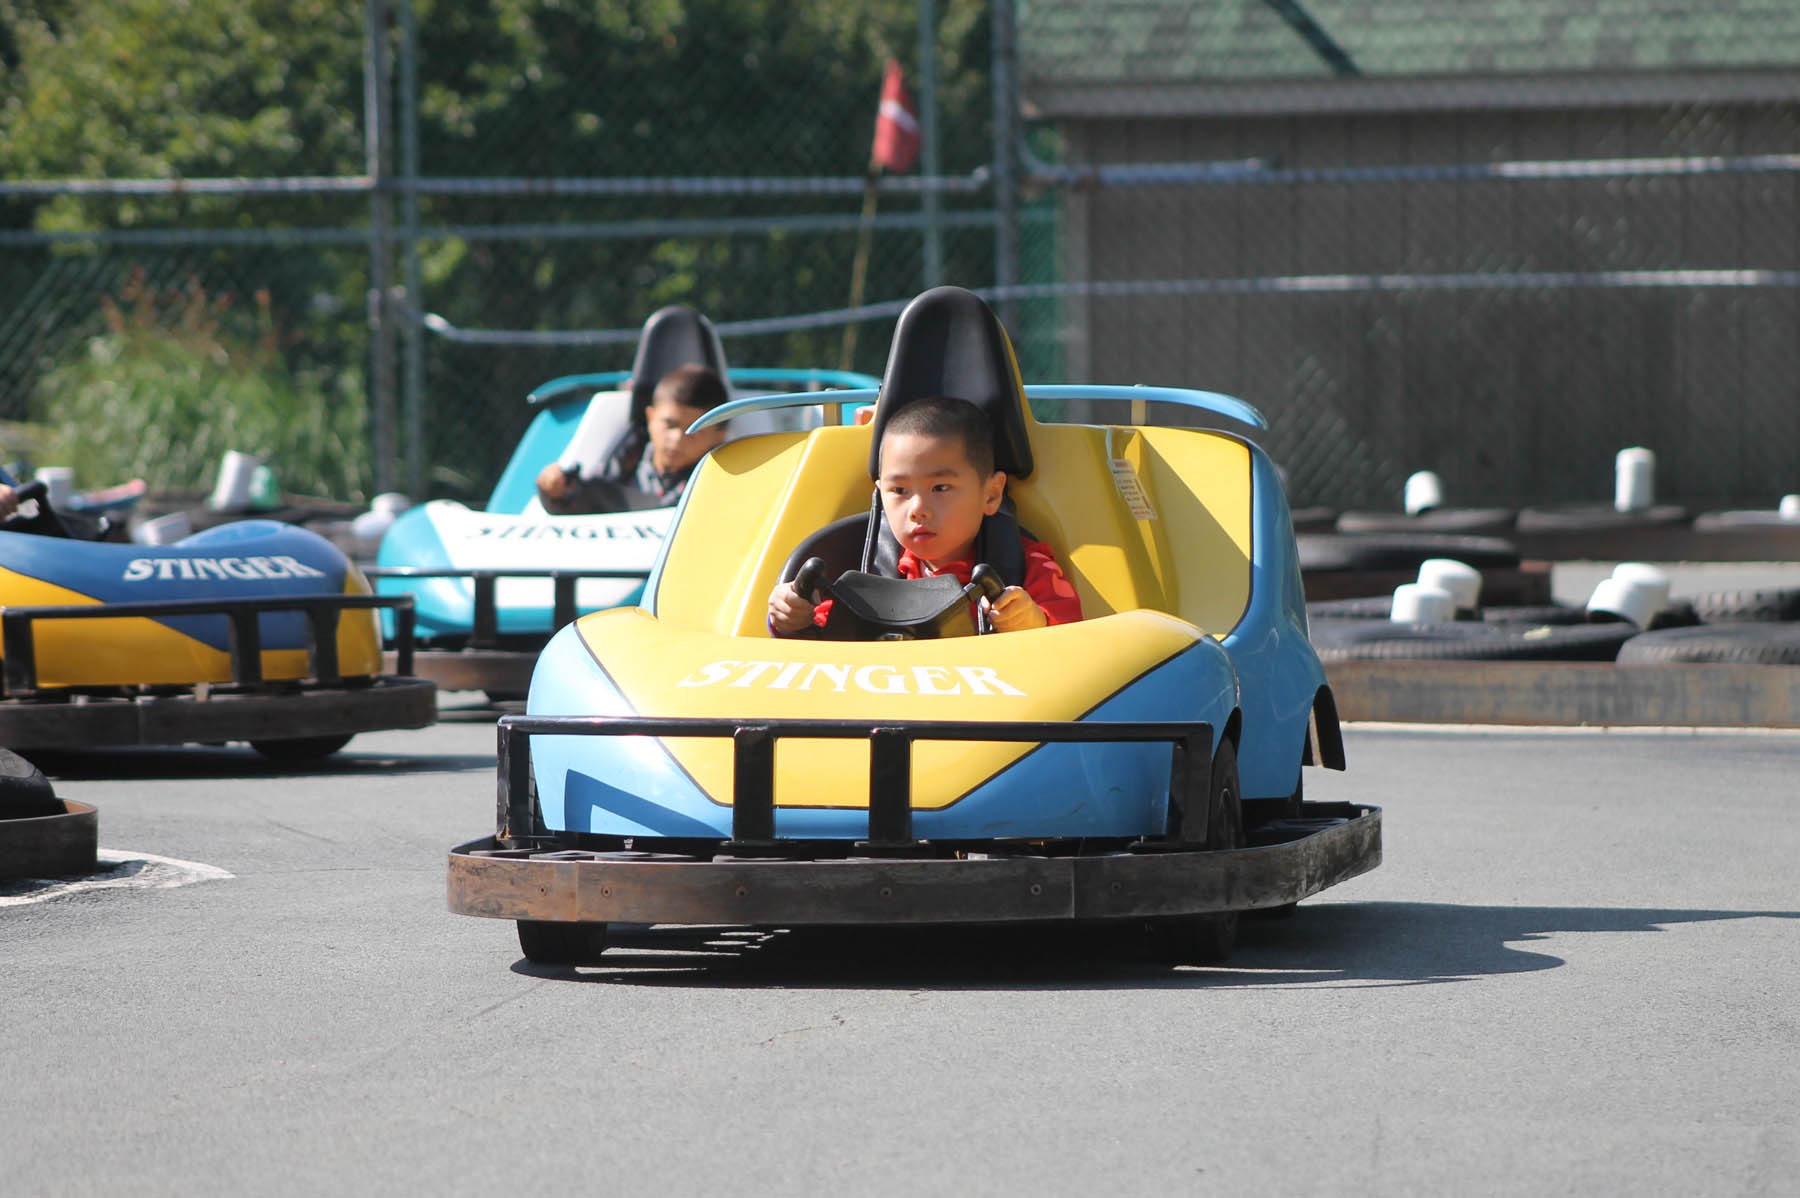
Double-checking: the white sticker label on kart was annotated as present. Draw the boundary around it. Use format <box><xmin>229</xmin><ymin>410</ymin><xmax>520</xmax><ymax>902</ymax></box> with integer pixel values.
<box><xmin>1109</xmin><ymin>459</ymin><xmax>1157</xmax><ymax>520</ymax></box>
<box><xmin>122</xmin><ymin>555</ymin><xmax>327</xmax><ymax>582</ymax></box>
<box><xmin>676</xmin><ymin>660</ymin><xmax>1026</xmax><ymax>697</ymax></box>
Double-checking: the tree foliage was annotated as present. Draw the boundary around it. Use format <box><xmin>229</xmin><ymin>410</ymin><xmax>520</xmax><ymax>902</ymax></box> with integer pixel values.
<box><xmin>0</xmin><ymin>1</ymin><xmax>997</xmax><ymax>498</ymax></box>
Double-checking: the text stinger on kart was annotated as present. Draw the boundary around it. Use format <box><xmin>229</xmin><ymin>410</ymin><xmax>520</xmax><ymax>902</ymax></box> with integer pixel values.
<box><xmin>448</xmin><ymin>287</ymin><xmax>1380</xmax><ymax>967</ymax></box>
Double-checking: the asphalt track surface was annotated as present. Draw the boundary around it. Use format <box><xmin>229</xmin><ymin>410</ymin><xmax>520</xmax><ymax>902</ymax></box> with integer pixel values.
<box><xmin>5</xmin><ymin>702</ymin><xmax>1797</xmax><ymax>1197</ymax></box>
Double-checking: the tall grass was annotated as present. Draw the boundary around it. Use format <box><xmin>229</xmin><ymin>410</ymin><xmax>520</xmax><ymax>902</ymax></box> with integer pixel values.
<box><xmin>32</xmin><ymin>271</ymin><xmax>372</xmax><ymax>501</ymax></box>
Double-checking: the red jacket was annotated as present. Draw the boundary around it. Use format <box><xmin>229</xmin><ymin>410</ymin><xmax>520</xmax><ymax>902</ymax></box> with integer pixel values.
<box><xmin>800</xmin><ymin>535</ymin><xmax>1083</xmax><ymax>632</ymax></box>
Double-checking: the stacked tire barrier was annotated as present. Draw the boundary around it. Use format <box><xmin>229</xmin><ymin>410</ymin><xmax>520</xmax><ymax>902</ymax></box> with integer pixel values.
<box><xmin>1308</xmin><ymin>577</ymin><xmax>1800</xmax><ymax>727</ymax></box>
<box><xmin>0</xmin><ymin>749</ymin><xmax>97</xmax><ymax>882</ymax></box>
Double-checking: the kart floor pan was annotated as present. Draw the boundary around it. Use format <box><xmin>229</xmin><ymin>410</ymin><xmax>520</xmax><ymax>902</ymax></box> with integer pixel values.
<box><xmin>447</xmin><ymin>802</ymin><xmax>1381</xmax><ymax>928</ymax></box>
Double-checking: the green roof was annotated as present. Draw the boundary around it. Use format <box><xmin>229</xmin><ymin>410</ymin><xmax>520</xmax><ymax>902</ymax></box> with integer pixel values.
<box><xmin>1019</xmin><ymin>1</ymin><xmax>1800</xmax><ymax>84</ymax></box>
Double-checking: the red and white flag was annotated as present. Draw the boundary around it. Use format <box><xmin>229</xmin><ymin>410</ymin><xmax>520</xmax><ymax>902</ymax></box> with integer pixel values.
<box><xmin>870</xmin><ymin>58</ymin><xmax>920</xmax><ymax>174</ymax></box>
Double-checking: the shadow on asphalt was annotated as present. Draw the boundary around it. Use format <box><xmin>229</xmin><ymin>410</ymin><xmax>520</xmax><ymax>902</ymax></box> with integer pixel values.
<box><xmin>508</xmin><ymin>902</ymin><xmax>1799</xmax><ymax>991</ymax></box>
<box><xmin>25</xmin><ymin>745</ymin><xmax>494</xmax><ymax>781</ymax></box>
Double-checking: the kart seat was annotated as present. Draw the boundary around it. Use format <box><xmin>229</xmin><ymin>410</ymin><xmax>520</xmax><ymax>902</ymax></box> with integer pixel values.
<box><xmin>560</xmin><ymin>305</ymin><xmax>731</xmax><ymax>483</ymax></box>
<box><xmin>864</xmin><ymin>286</ymin><xmax>1033</xmax><ymax>482</ymax></box>
<box><xmin>782</xmin><ymin>287</ymin><xmax>1038</xmax><ymax>596</ymax></box>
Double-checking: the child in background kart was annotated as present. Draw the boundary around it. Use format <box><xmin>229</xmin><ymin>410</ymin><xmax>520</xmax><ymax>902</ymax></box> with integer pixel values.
<box><xmin>535</xmin><ymin>365</ymin><xmax>730</xmax><ymax>514</ymax></box>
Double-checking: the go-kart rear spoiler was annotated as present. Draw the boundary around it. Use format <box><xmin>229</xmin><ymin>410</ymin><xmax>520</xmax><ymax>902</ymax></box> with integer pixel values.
<box><xmin>687</xmin><ymin>384</ymin><xmax>1269</xmax><ymax>434</ymax></box>
<box><xmin>362</xmin><ymin>566</ymin><xmax>645</xmax><ymax>648</ymax></box>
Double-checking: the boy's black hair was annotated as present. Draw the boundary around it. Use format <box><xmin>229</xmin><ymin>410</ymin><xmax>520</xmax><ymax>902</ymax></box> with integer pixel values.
<box><xmin>879</xmin><ymin>396</ymin><xmax>997</xmax><ymax>478</ymax></box>
<box><xmin>652</xmin><ymin>364</ymin><xmax>729</xmax><ymax>413</ymax></box>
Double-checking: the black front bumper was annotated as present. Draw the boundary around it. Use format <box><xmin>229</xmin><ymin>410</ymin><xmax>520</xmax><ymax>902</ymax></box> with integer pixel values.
<box><xmin>447</xmin><ymin>713</ymin><xmax>1382</xmax><ymax>928</ymax></box>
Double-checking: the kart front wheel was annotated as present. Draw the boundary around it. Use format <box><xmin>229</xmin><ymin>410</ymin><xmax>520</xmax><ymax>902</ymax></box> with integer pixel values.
<box><xmin>249</xmin><ymin>734</ymin><xmax>354</xmax><ymax>762</ymax></box>
<box><xmin>517</xmin><ymin>920</ymin><xmax>611</xmax><ymax>966</ymax></box>
<box><xmin>1143</xmin><ymin>737</ymin><xmax>1244</xmax><ymax>965</ymax></box>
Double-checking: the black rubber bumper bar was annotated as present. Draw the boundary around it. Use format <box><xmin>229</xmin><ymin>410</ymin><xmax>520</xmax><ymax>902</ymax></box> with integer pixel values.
<box><xmin>493</xmin><ymin>713</ymin><xmax>1216</xmax><ymax>849</ymax></box>
<box><xmin>361</xmin><ymin>567</ymin><xmax>646</xmax><ymax>648</ymax></box>
<box><xmin>1</xmin><ymin>591</ymin><xmax>417</xmax><ymax>697</ymax></box>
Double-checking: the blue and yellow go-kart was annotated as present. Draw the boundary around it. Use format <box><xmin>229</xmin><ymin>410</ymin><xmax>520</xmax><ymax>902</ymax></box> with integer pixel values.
<box><xmin>369</xmin><ymin>305</ymin><xmax>878</xmax><ymax>696</ymax></box>
<box><xmin>449</xmin><ymin>288</ymin><xmax>1379</xmax><ymax>965</ymax></box>
<box><xmin>0</xmin><ymin>481</ymin><xmax>434</xmax><ymax>760</ymax></box>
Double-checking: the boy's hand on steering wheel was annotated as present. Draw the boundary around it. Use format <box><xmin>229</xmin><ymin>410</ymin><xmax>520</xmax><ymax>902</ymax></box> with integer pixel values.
<box><xmin>768</xmin><ymin>580</ymin><xmax>817</xmax><ymax>634</ymax></box>
<box><xmin>987</xmin><ymin>586</ymin><xmax>1048</xmax><ymax>633</ymax></box>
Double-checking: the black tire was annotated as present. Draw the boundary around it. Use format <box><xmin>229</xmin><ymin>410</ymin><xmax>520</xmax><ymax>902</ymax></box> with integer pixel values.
<box><xmin>1335</xmin><ymin>507</ymin><xmax>1516</xmax><ymax>535</ymax></box>
<box><xmin>1687</xmin><ymin>587</ymin><xmax>1800</xmax><ymax>624</ymax></box>
<box><xmin>1143</xmin><ymin>738</ymin><xmax>1243</xmax><ymax>965</ymax></box>
<box><xmin>517</xmin><ymin>919</ymin><xmax>611</xmax><ymax>965</ymax></box>
<box><xmin>249</xmin><ymin>734</ymin><xmax>354</xmax><ymax>762</ymax></box>
<box><xmin>1310</xmin><ymin>616</ymin><xmax>1637</xmax><ymax>662</ymax></box>
<box><xmin>1287</xmin><ymin>506</ymin><xmax>1340</xmax><ymax>534</ymax></box>
<box><xmin>1648</xmin><ymin>601</ymin><xmax>1702</xmax><ymax>631</ymax></box>
<box><xmin>1615</xmin><ymin>624</ymin><xmax>1800</xmax><ymax>665</ymax></box>
<box><xmin>0</xmin><ymin>749</ymin><xmax>61</xmax><ymax>819</ymax></box>
<box><xmin>1514</xmin><ymin>503</ymin><xmax>1688</xmax><ymax>532</ymax></box>
<box><xmin>1298</xmin><ymin>533</ymin><xmax>1520</xmax><ymax>574</ymax></box>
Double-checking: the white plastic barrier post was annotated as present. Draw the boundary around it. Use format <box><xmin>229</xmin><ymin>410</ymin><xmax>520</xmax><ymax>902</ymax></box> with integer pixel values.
<box><xmin>1390</xmin><ymin>582</ymin><xmax>1455</xmax><ymax>624</ymax></box>
<box><xmin>1614</xmin><ymin>447</ymin><xmax>1655</xmax><ymax>513</ymax></box>
<box><xmin>209</xmin><ymin>450</ymin><xmax>262</xmax><ymax>511</ymax></box>
<box><xmin>1417</xmin><ymin>558</ymin><xmax>1482</xmax><ymax>611</ymax></box>
<box><xmin>35</xmin><ymin>466</ymin><xmax>75</xmax><ymax>508</ymax></box>
<box><xmin>1403</xmin><ymin>470</ymin><xmax>1443</xmax><ymax>516</ymax></box>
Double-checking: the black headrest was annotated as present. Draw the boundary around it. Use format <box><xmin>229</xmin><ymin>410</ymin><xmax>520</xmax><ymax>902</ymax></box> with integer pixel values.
<box><xmin>866</xmin><ymin>287</ymin><xmax>1033</xmax><ymax>480</ymax></box>
<box><xmin>628</xmin><ymin>305</ymin><xmax>731</xmax><ymax>416</ymax></box>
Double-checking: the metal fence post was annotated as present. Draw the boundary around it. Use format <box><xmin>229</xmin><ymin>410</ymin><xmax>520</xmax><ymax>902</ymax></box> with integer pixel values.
<box><xmin>918</xmin><ymin>0</ymin><xmax>942</xmax><ymax>290</ymax></box>
<box><xmin>991</xmin><ymin>0</ymin><xmax>1019</xmax><ymax>331</ymax></box>
<box><xmin>398</xmin><ymin>0</ymin><xmax>425</xmax><ymax>499</ymax></box>
<box><xmin>364</xmin><ymin>0</ymin><xmax>397</xmax><ymax>496</ymax></box>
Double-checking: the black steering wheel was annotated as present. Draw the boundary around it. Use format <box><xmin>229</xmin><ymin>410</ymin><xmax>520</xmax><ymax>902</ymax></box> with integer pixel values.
<box><xmin>794</xmin><ymin>556</ymin><xmax>1005</xmax><ymax>640</ymax></box>
<box><xmin>2</xmin><ymin>479</ymin><xmax>72</xmax><ymax>539</ymax></box>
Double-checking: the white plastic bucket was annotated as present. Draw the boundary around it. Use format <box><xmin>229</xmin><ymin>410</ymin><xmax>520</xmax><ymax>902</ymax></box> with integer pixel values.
<box><xmin>1390</xmin><ymin>582</ymin><xmax>1456</xmax><ymax>624</ymax></box>
<box><xmin>1403</xmin><ymin>470</ymin><xmax>1443</xmax><ymax>516</ymax></box>
<box><xmin>1608</xmin><ymin>562</ymin><xmax>1671</xmax><ymax>616</ymax></box>
<box><xmin>1416</xmin><ymin>558</ymin><xmax>1482</xmax><ymax>611</ymax></box>
<box><xmin>1587</xmin><ymin>576</ymin><xmax>1659</xmax><ymax>628</ymax></box>
<box><xmin>209</xmin><ymin>450</ymin><xmax>261</xmax><ymax>511</ymax></box>
<box><xmin>35</xmin><ymin>466</ymin><xmax>75</xmax><ymax>508</ymax></box>
<box><xmin>134</xmin><ymin>511</ymin><xmax>192</xmax><ymax>546</ymax></box>
<box><xmin>1614</xmin><ymin>447</ymin><xmax>1655</xmax><ymax>513</ymax></box>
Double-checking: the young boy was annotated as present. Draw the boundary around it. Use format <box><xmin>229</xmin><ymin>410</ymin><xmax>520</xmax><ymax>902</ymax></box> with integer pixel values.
<box><xmin>768</xmin><ymin>395</ymin><xmax>1082</xmax><ymax>636</ymax></box>
<box><xmin>537</xmin><ymin>364</ymin><xmax>729</xmax><ymax>512</ymax></box>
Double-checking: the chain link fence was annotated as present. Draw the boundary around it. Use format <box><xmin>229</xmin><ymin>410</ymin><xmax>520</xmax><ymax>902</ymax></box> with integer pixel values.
<box><xmin>3</xmin><ymin>1</ymin><xmax>1796</xmax><ymax>514</ymax></box>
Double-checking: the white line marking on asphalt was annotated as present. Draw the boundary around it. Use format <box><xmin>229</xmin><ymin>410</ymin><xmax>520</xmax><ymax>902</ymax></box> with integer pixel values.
<box><xmin>0</xmin><ymin>850</ymin><xmax>234</xmax><ymax>908</ymax></box>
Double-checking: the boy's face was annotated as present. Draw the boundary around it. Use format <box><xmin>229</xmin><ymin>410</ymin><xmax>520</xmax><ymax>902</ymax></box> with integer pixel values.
<box><xmin>876</xmin><ymin>430</ymin><xmax>1005</xmax><ymax>569</ymax></box>
<box><xmin>645</xmin><ymin>396</ymin><xmax>725</xmax><ymax>475</ymax></box>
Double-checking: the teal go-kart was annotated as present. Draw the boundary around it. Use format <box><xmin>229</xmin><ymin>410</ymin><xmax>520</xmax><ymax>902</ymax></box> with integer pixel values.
<box><xmin>0</xmin><ymin>481</ymin><xmax>433</xmax><ymax>759</ymax></box>
<box><xmin>370</xmin><ymin>305</ymin><xmax>878</xmax><ymax>697</ymax></box>
<box><xmin>449</xmin><ymin>288</ymin><xmax>1380</xmax><ymax>966</ymax></box>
